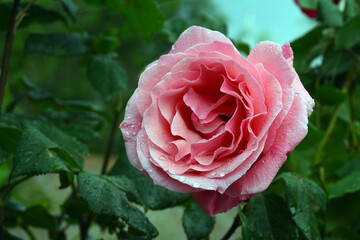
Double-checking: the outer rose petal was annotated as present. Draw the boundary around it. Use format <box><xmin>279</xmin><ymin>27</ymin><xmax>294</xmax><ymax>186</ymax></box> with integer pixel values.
<box><xmin>170</xmin><ymin>26</ymin><xmax>233</xmax><ymax>54</ymax></box>
<box><xmin>120</xmin><ymin>91</ymin><xmax>143</xmax><ymax>170</ymax></box>
<box><xmin>191</xmin><ymin>191</ymin><xmax>254</xmax><ymax>216</ymax></box>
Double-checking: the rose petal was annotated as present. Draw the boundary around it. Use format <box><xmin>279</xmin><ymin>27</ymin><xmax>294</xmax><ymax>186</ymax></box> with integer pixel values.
<box><xmin>170</xmin><ymin>26</ymin><xmax>233</xmax><ymax>54</ymax></box>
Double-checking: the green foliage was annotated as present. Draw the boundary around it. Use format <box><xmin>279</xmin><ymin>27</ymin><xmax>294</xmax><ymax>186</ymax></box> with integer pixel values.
<box><xmin>10</xmin><ymin>127</ymin><xmax>71</xmax><ymax>179</ymax></box>
<box><xmin>182</xmin><ymin>201</ymin><xmax>215</xmax><ymax>240</ymax></box>
<box><xmin>327</xmin><ymin>171</ymin><xmax>360</xmax><ymax>199</ymax></box>
<box><xmin>25</xmin><ymin>33</ymin><xmax>92</xmax><ymax>56</ymax></box>
<box><xmin>241</xmin><ymin>193</ymin><xmax>300</xmax><ymax>240</ymax></box>
<box><xmin>276</xmin><ymin>173</ymin><xmax>326</xmax><ymax>240</ymax></box>
<box><xmin>110</xmin><ymin>153</ymin><xmax>191</xmax><ymax>210</ymax></box>
<box><xmin>107</xmin><ymin>0</ymin><xmax>166</xmax><ymax>40</ymax></box>
<box><xmin>77</xmin><ymin>171</ymin><xmax>158</xmax><ymax>238</ymax></box>
<box><xmin>318</xmin><ymin>0</ymin><xmax>343</xmax><ymax>27</ymax></box>
<box><xmin>87</xmin><ymin>54</ymin><xmax>128</xmax><ymax>100</ymax></box>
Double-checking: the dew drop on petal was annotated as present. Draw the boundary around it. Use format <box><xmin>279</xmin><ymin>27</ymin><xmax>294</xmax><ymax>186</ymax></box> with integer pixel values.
<box><xmin>193</xmin><ymin>181</ymin><xmax>200</xmax><ymax>188</ymax></box>
<box><xmin>179</xmin><ymin>176</ymin><xmax>186</xmax><ymax>182</ymax></box>
<box><xmin>211</xmin><ymin>171</ymin><xmax>217</xmax><ymax>177</ymax></box>
<box><xmin>220</xmin><ymin>172</ymin><xmax>226</xmax><ymax>177</ymax></box>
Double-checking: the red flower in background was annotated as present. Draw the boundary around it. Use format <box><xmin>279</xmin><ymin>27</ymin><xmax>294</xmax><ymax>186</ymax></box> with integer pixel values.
<box><xmin>295</xmin><ymin>0</ymin><xmax>341</xmax><ymax>18</ymax></box>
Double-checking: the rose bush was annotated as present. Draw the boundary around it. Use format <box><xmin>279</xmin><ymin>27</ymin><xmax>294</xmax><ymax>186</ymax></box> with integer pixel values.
<box><xmin>120</xmin><ymin>26</ymin><xmax>314</xmax><ymax>215</ymax></box>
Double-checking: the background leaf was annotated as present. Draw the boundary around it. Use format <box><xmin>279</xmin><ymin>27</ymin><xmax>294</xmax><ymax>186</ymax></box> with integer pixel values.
<box><xmin>25</xmin><ymin>33</ymin><xmax>92</xmax><ymax>56</ymax></box>
<box><xmin>182</xmin><ymin>201</ymin><xmax>215</xmax><ymax>240</ymax></box>
<box><xmin>327</xmin><ymin>171</ymin><xmax>360</xmax><ymax>199</ymax></box>
<box><xmin>87</xmin><ymin>54</ymin><xmax>128</xmax><ymax>100</ymax></box>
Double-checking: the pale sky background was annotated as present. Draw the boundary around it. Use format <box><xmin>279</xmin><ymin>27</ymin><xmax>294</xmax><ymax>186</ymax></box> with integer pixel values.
<box><xmin>211</xmin><ymin>0</ymin><xmax>317</xmax><ymax>47</ymax></box>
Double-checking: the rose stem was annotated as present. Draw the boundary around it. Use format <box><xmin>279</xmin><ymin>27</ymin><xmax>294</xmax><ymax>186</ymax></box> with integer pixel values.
<box><xmin>0</xmin><ymin>0</ymin><xmax>20</xmax><ymax>115</ymax></box>
<box><xmin>221</xmin><ymin>214</ymin><xmax>240</xmax><ymax>240</ymax></box>
<box><xmin>312</xmin><ymin>66</ymin><xmax>358</xmax><ymax>166</ymax></box>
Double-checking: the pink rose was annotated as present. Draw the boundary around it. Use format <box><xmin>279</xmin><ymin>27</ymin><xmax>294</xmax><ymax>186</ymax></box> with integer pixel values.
<box><xmin>120</xmin><ymin>26</ymin><xmax>314</xmax><ymax>215</ymax></box>
<box><xmin>294</xmin><ymin>0</ymin><xmax>340</xmax><ymax>18</ymax></box>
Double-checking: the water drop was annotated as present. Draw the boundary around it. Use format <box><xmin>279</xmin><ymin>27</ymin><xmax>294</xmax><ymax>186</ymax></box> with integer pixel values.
<box><xmin>193</xmin><ymin>182</ymin><xmax>200</xmax><ymax>188</ymax></box>
<box><xmin>220</xmin><ymin>172</ymin><xmax>226</xmax><ymax>177</ymax></box>
<box><xmin>179</xmin><ymin>176</ymin><xmax>186</xmax><ymax>182</ymax></box>
<box><xmin>211</xmin><ymin>171</ymin><xmax>217</xmax><ymax>177</ymax></box>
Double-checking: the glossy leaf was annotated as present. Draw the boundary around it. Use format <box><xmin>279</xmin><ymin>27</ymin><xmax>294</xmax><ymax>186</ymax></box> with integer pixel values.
<box><xmin>240</xmin><ymin>193</ymin><xmax>300</xmax><ymax>240</ymax></box>
<box><xmin>77</xmin><ymin>171</ymin><xmax>158</xmax><ymax>238</ymax></box>
<box><xmin>182</xmin><ymin>201</ymin><xmax>215</xmax><ymax>240</ymax></box>
<box><xmin>87</xmin><ymin>54</ymin><xmax>127</xmax><ymax>100</ymax></box>
<box><xmin>10</xmin><ymin>128</ymin><xmax>70</xmax><ymax>179</ymax></box>
<box><xmin>276</xmin><ymin>173</ymin><xmax>326</xmax><ymax>240</ymax></box>
<box><xmin>25</xmin><ymin>33</ymin><xmax>92</xmax><ymax>56</ymax></box>
<box><xmin>109</xmin><ymin>154</ymin><xmax>190</xmax><ymax>210</ymax></box>
<box><xmin>327</xmin><ymin>171</ymin><xmax>360</xmax><ymax>199</ymax></box>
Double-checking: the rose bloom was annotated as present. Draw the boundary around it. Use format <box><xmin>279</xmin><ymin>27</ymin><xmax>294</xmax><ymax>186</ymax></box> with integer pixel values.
<box><xmin>120</xmin><ymin>26</ymin><xmax>314</xmax><ymax>215</ymax></box>
<box><xmin>294</xmin><ymin>0</ymin><xmax>340</xmax><ymax>18</ymax></box>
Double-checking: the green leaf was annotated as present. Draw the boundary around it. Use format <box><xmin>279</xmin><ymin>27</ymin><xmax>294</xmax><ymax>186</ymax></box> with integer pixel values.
<box><xmin>59</xmin><ymin>123</ymin><xmax>100</xmax><ymax>141</ymax></box>
<box><xmin>315</xmin><ymin>85</ymin><xmax>347</xmax><ymax>105</ymax></box>
<box><xmin>335</xmin><ymin>13</ymin><xmax>360</xmax><ymax>50</ymax></box>
<box><xmin>10</xmin><ymin>128</ymin><xmax>70</xmax><ymax>179</ymax></box>
<box><xmin>91</xmin><ymin>35</ymin><xmax>120</xmax><ymax>54</ymax></box>
<box><xmin>240</xmin><ymin>193</ymin><xmax>300</xmax><ymax>240</ymax></box>
<box><xmin>62</xmin><ymin>198</ymin><xmax>91</xmax><ymax>218</ymax></box>
<box><xmin>107</xmin><ymin>0</ymin><xmax>165</xmax><ymax>40</ymax></box>
<box><xmin>327</xmin><ymin>171</ymin><xmax>360</xmax><ymax>199</ymax></box>
<box><xmin>182</xmin><ymin>201</ymin><xmax>215</xmax><ymax>240</ymax></box>
<box><xmin>321</xmin><ymin>48</ymin><xmax>358</xmax><ymax>75</ymax></box>
<box><xmin>102</xmin><ymin>175</ymin><xmax>141</xmax><ymax>202</ymax></box>
<box><xmin>60</xmin><ymin>0</ymin><xmax>78</xmax><ymax>22</ymax></box>
<box><xmin>276</xmin><ymin>173</ymin><xmax>326</xmax><ymax>240</ymax></box>
<box><xmin>25</xmin><ymin>33</ymin><xmax>92</xmax><ymax>56</ymax></box>
<box><xmin>318</xmin><ymin>0</ymin><xmax>343</xmax><ymax>27</ymax></box>
<box><xmin>22</xmin><ymin>205</ymin><xmax>56</xmax><ymax>230</ymax></box>
<box><xmin>77</xmin><ymin>171</ymin><xmax>158</xmax><ymax>238</ymax></box>
<box><xmin>0</xmin><ymin>125</ymin><xmax>22</xmax><ymax>152</ymax></box>
<box><xmin>344</xmin><ymin>0</ymin><xmax>357</xmax><ymax>21</ymax></box>
<box><xmin>110</xmin><ymin>154</ymin><xmax>190</xmax><ymax>210</ymax></box>
<box><xmin>87</xmin><ymin>54</ymin><xmax>127</xmax><ymax>100</ymax></box>
<box><xmin>336</xmin><ymin>156</ymin><xmax>360</xmax><ymax>178</ymax></box>
<box><xmin>291</xmin><ymin>26</ymin><xmax>327</xmax><ymax>71</ymax></box>
<box><xmin>58</xmin><ymin>170</ymin><xmax>74</xmax><ymax>189</ymax></box>
<box><xmin>29</xmin><ymin>121</ymin><xmax>89</xmax><ymax>156</ymax></box>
